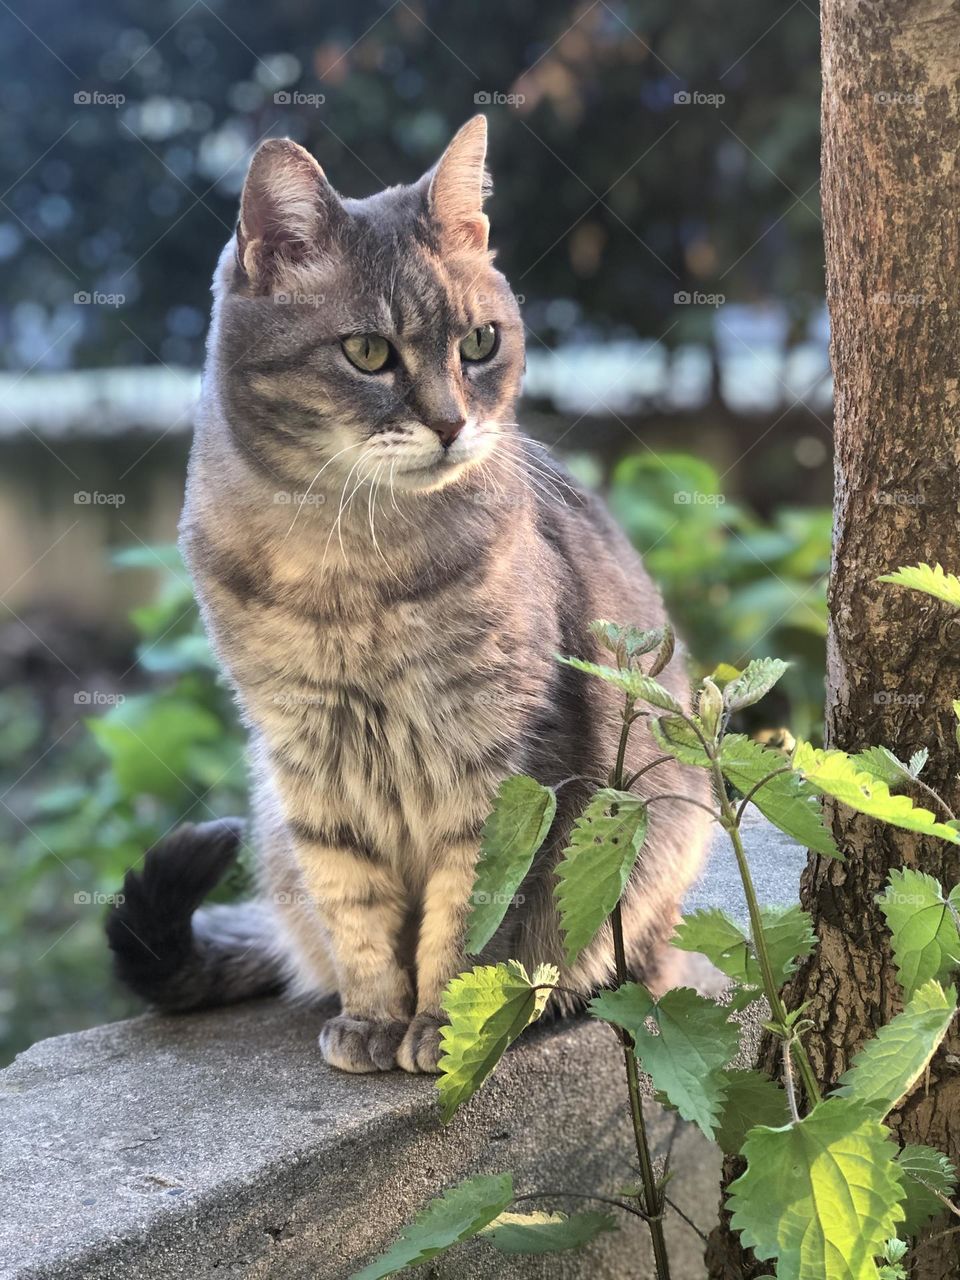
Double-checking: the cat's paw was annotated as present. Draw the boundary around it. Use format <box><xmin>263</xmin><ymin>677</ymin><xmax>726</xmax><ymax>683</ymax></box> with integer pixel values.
<box><xmin>397</xmin><ymin>1012</ymin><xmax>445</xmax><ymax>1074</ymax></box>
<box><xmin>318</xmin><ymin>1014</ymin><xmax>408</xmax><ymax>1073</ymax></box>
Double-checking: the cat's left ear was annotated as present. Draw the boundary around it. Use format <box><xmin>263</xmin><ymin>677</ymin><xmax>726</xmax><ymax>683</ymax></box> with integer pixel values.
<box><xmin>427</xmin><ymin>115</ymin><xmax>491</xmax><ymax>253</ymax></box>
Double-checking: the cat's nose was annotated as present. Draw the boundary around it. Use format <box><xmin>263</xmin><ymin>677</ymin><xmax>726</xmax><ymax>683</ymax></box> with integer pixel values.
<box><xmin>426</xmin><ymin>417</ymin><xmax>466</xmax><ymax>449</ymax></box>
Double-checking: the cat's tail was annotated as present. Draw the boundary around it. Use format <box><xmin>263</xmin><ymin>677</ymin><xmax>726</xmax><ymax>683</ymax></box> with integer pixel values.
<box><xmin>105</xmin><ymin>818</ymin><xmax>286</xmax><ymax>1011</ymax></box>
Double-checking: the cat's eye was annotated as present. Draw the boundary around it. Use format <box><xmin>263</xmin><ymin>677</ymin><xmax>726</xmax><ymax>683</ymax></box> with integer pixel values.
<box><xmin>341</xmin><ymin>333</ymin><xmax>393</xmax><ymax>373</ymax></box>
<box><xmin>459</xmin><ymin>323</ymin><xmax>498</xmax><ymax>363</ymax></box>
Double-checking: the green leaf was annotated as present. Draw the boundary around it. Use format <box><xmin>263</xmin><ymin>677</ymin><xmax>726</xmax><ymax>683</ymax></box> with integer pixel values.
<box><xmin>896</xmin><ymin>1144</ymin><xmax>958</xmax><ymax>1237</ymax></box>
<box><xmin>877</xmin><ymin>870</ymin><xmax>960</xmax><ymax>1000</ymax></box>
<box><xmin>759</xmin><ymin>904</ymin><xmax>817</xmax><ymax>982</ymax></box>
<box><xmin>727</xmin><ymin>1096</ymin><xmax>905</xmax><ymax>1280</ymax></box>
<box><xmin>834</xmin><ymin>981</ymin><xmax>956</xmax><ymax>1115</ymax></box>
<box><xmin>878</xmin><ymin>563</ymin><xmax>960</xmax><ymax>608</ymax></box>
<box><xmin>349</xmin><ymin>1173</ymin><xmax>514</xmax><ymax>1279</ymax></box>
<box><xmin>588</xmin><ymin>619</ymin><xmax>663</xmax><ymax>660</ymax></box>
<box><xmin>850</xmin><ymin>746</ymin><xmax>912</xmax><ymax>790</ymax></box>
<box><xmin>555</xmin><ymin>790</ymin><xmax>648</xmax><ymax>964</ymax></box>
<box><xmin>87</xmin><ymin>695</ymin><xmax>223</xmax><ymax>804</ymax></box>
<box><xmin>909</xmin><ymin>748</ymin><xmax>929</xmax><ymax>778</ymax></box>
<box><xmin>672</xmin><ymin>906</ymin><xmax>814</xmax><ymax>1004</ymax></box>
<box><xmin>649</xmin><ymin>714</ymin><xmax>711</xmax><ymax>766</ymax></box>
<box><xmin>723</xmin><ymin>658</ymin><xmax>790</xmax><ymax>713</ymax></box>
<box><xmin>794</xmin><ymin>742</ymin><xmax>960</xmax><ymax>845</ymax></box>
<box><xmin>466</xmin><ymin>776</ymin><xmax>556</xmax><ymax>955</ymax></box>
<box><xmin>714</xmin><ymin>1069</ymin><xmax>791</xmax><ymax>1157</ymax></box>
<box><xmin>672</xmin><ymin>909</ymin><xmax>756</xmax><ymax>984</ymax></box>
<box><xmin>555</xmin><ymin>656</ymin><xmax>683</xmax><ymax>712</ymax></box>
<box><xmin>590</xmin><ymin>984</ymin><xmax>740</xmax><ymax>1139</ymax></box>
<box><xmin>480</xmin><ymin>1210</ymin><xmax>617</xmax><ymax>1254</ymax></box>
<box><xmin>437</xmin><ymin>962</ymin><xmax>557</xmax><ymax>1122</ymax></box>
<box><xmin>720</xmin><ymin>735</ymin><xmax>839</xmax><ymax>857</ymax></box>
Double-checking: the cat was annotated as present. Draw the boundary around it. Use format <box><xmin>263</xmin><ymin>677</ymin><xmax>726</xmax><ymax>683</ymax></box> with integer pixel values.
<box><xmin>106</xmin><ymin>116</ymin><xmax>711</xmax><ymax>1074</ymax></box>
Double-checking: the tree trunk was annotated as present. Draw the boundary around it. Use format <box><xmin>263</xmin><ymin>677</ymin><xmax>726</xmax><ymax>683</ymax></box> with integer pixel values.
<box><xmin>707</xmin><ymin>1</ymin><xmax>960</xmax><ymax>1275</ymax></box>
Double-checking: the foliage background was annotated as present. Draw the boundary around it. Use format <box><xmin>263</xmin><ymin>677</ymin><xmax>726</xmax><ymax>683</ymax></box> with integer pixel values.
<box><xmin>0</xmin><ymin>0</ymin><xmax>828</xmax><ymax>1061</ymax></box>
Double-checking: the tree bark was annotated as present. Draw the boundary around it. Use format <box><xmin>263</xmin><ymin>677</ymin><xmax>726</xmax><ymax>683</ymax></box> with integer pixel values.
<box><xmin>707</xmin><ymin>1</ymin><xmax>960</xmax><ymax>1275</ymax></box>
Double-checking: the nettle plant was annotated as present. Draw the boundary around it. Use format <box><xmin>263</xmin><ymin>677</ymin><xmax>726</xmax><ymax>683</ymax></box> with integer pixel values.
<box><xmin>353</xmin><ymin>565</ymin><xmax>960</xmax><ymax>1280</ymax></box>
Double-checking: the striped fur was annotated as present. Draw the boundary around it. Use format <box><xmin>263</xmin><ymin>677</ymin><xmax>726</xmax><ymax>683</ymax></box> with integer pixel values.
<box><xmin>117</xmin><ymin>118</ymin><xmax>711</xmax><ymax>1073</ymax></box>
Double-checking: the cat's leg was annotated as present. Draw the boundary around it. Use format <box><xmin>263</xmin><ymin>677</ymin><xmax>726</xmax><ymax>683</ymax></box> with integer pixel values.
<box><xmin>398</xmin><ymin>839</ymin><xmax>478</xmax><ymax>1074</ymax></box>
<box><xmin>295</xmin><ymin>839</ymin><xmax>413</xmax><ymax>1072</ymax></box>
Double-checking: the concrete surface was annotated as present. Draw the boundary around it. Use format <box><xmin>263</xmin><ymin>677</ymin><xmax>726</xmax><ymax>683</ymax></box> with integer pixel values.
<box><xmin>0</xmin><ymin>816</ymin><xmax>798</xmax><ymax>1280</ymax></box>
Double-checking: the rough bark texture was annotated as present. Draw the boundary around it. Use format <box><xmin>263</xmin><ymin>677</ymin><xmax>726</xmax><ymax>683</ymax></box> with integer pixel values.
<box><xmin>707</xmin><ymin>1</ymin><xmax>960</xmax><ymax>1275</ymax></box>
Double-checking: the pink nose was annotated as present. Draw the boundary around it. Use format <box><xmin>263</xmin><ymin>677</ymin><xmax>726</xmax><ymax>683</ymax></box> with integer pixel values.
<box><xmin>427</xmin><ymin>418</ymin><xmax>466</xmax><ymax>448</ymax></box>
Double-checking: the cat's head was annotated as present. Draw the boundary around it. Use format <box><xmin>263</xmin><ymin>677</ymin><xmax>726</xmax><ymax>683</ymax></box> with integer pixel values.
<box><xmin>210</xmin><ymin>116</ymin><xmax>523</xmax><ymax>492</ymax></box>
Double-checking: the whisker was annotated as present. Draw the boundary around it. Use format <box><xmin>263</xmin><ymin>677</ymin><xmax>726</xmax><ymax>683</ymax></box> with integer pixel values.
<box><xmin>282</xmin><ymin>440</ymin><xmax>365</xmax><ymax>544</ymax></box>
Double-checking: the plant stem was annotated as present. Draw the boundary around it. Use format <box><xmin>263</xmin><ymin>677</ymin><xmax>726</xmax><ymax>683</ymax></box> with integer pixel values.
<box><xmin>612</xmin><ymin>903</ymin><xmax>673</xmax><ymax>1280</ymax></box>
<box><xmin>711</xmin><ymin>760</ymin><xmax>822</xmax><ymax>1108</ymax></box>
<box><xmin>608</xmin><ymin>697</ymin><xmax>672</xmax><ymax>1280</ymax></box>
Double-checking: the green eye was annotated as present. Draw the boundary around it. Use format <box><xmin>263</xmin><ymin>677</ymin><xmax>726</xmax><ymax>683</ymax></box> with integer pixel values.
<box><xmin>460</xmin><ymin>323</ymin><xmax>497</xmax><ymax>363</ymax></box>
<box><xmin>341</xmin><ymin>333</ymin><xmax>392</xmax><ymax>373</ymax></box>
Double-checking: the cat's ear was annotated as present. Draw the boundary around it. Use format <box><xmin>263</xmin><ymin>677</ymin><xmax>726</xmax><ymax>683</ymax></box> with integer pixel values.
<box><xmin>427</xmin><ymin>115</ymin><xmax>491</xmax><ymax>253</ymax></box>
<box><xmin>236</xmin><ymin>138</ymin><xmax>341</xmax><ymax>289</ymax></box>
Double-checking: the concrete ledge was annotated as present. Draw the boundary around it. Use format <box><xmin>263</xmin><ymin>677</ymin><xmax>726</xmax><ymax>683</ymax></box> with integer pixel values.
<box><xmin>0</xmin><ymin>815</ymin><xmax>800</xmax><ymax>1280</ymax></box>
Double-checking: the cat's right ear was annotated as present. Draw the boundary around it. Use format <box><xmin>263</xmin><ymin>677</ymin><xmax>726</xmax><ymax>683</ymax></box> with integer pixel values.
<box><xmin>235</xmin><ymin>138</ymin><xmax>341</xmax><ymax>290</ymax></box>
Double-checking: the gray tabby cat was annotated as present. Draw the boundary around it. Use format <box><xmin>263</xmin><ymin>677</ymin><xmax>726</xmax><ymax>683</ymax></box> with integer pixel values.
<box><xmin>107</xmin><ymin>117</ymin><xmax>710</xmax><ymax>1074</ymax></box>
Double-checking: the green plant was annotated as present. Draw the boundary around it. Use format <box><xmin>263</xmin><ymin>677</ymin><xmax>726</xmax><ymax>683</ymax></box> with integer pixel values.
<box><xmin>606</xmin><ymin>452</ymin><xmax>830</xmax><ymax>740</ymax></box>
<box><xmin>355</xmin><ymin>564</ymin><xmax>960</xmax><ymax>1280</ymax></box>
<box><xmin>0</xmin><ymin>546</ymin><xmax>244</xmax><ymax>1061</ymax></box>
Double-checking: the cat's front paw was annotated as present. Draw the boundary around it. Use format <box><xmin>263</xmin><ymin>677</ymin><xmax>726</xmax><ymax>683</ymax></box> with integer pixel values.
<box><xmin>319</xmin><ymin>1014</ymin><xmax>408</xmax><ymax>1073</ymax></box>
<box><xmin>397</xmin><ymin>1012</ymin><xmax>446</xmax><ymax>1074</ymax></box>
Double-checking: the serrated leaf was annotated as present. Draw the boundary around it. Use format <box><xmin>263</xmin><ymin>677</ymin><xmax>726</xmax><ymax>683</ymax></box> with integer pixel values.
<box><xmin>555</xmin><ymin>790</ymin><xmax>648</xmax><ymax>964</ymax></box>
<box><xmin>850</xmin><ymin>746</ymin><xmax>912</xmax><ymax>790</ymax></box>
<box><xmin>710</xmin><ymin>662</ymin><xmax>742</xmax><ymax>689</ymax></box>
<box><xmin>896</xmin><ymin>1144</ymin><xmax>958</xmax><ymax>1237</ymax></box>
<box><xmin>727</xmin><ymin>1096</ymin><xmax>905</xmax><ymax>1280</ymax></box>
<box><xmin>794</xmin><ymin>742</ymin><xmax>960</xmax><ymax>845</ymax></box>
<box><xmin>721</xmin><ymin>735</ymin><xmax>839</xmax><ymax>857</ymax></box>
<box><xmin>590</xmin><ymin>984</ymin><xmax>740</xmax><ymax>1139</ymax></box>
<box><xmin>715</xmin><ymin>1069</ymin><xmax>791</xmax><ymax>1156</ymax></box>
<box><xmin>349</xmin><ymin>1172</ymin><xmax>515</xmax><ymax>1279</ymax></box>
<box><xmin>672</xmin><ymin>909</ymin><xmax>755</xmax><ymax>984</ymax></box>
<box><xmin>589</xmin><ymin>619</ymin><xmax>663</xmax><ymax>660</ymax></box>
<box><xmin>556</xmin><ymin>655</ymin><xmax>683</xmax><ymax>712</ymax></box>
<box><xmin>878</xmin><ymin>870</ymin><xmax>960</xmax><ymax>999</ymax></box>
<box><xmin>723</xmin><ymin>658</ymin><xmax>790</xmax><ymax>713</ymax></box>
<box><xmin>672</xmin><ymin>905</ymin><xmax>814</xmax><ymax>1003</ymax></box>
<box><xmin>908</xmin><ymin>748</ymin><xmax>929</xmax><ymax>778</ymax></box>
<box><xmin>834</xmin><ymin>981</ymin><xmax>956</xmax><ymax>1115</ymax></box>
<box><xmin>879</xmin><ymin>563</ymin><xmax>960</xmax><ymax>608</ymax></box>
<box><xmin>480</xmin><ymin>1210</ymin><xmax>617</xmax><ymax>1254</ymax></box>
<box><xmin>650</xmin><ymin>714</ymin><xmax>711</xmax><ymax>766</ymax></box>
<box><xmin>466</xmin><ymin>776</ymin><xmax>556</xmax><ymax>955</ymax></box>
<box><xmin>760</xmin><ymin>904</ymin><xmax>817</xmax><ymax>981</ymax></box>
<box><xmin>437</xmin><ymin>962</ymin><xmax>557</xmax><ymax>1122</ymax></box>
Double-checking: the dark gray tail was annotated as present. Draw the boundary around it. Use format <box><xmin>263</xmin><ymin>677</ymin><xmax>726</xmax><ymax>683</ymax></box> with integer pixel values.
<box><xmin>105</xmin><ymin>818</ymin><xmax>285</xmax><ymax>1012</ymax></box>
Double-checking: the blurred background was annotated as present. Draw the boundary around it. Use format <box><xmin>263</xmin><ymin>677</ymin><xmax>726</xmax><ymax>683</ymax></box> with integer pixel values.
<box><xmin>0</xmin><ymin>0</ymin><xmax>829</xmax><ymax>1061</ymax></box>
